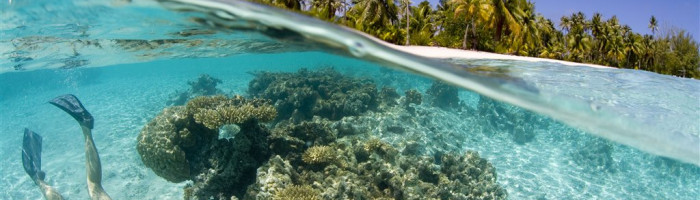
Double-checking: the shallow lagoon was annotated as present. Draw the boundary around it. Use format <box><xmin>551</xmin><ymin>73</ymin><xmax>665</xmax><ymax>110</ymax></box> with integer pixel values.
<box><xmin>1</xmin><ymin>0</ymin><xmax>699</xmax><ymax>199</ymax></box>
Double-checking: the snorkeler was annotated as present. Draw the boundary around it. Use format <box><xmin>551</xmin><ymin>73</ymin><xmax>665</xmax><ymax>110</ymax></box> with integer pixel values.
<box><xmin>22</xmin><ymin>128</ymin><xmax>64</xmax><ymax>200</ymax></box>
<box><xmin>21</xmin><ymin>94</ymin><xmax>112</xmax><ymax>200</ymax></box>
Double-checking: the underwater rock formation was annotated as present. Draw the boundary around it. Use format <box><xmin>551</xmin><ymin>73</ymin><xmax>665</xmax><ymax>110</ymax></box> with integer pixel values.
<box><xmin>571</xmin><ymin>138</ymin><xmax>616</xmax><ymax>173</ymax></box>
<box><xmin>246</xmin><ymin>136</ymin><xmax>507</xmax><ymax>200</ymax></box>
<box><xmin>426</xmin><ymin>80</ymin><xmax>460</xmax><ymax>109</ymax></box>
<box><xmin>168</xmin><ymin>74</ymin><xmax>223</xmax><ymax>106</ymax></box>
<box><xmin>378</xmin><ymin>86</ymin><xmax>400</xmax><ymax>108</ymax></box>
<box><xmin>137</xmin><ymin>95</ymin><xmax>276</xmax><ymax>199</ymax></box>
<box><xmin>403</xmin><ymin>89</ymin><xmax>422</xmax><ymax>113</ymax></box>
<box><xmin>477</xmin><ymin>97</ymin><xmax>543</xmax><ymax>144</ymax></box>
<box><xmin>248</xmin><ymin>68</ymin><xmax>379</xmax><ymax>121</ymax></box>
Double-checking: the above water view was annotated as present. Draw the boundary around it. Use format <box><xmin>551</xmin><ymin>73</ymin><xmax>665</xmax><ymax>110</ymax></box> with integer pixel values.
<box><xmin>1</xmin><ymin>0</ymin><xmax>698</xmax><ymax>199</ymax></box>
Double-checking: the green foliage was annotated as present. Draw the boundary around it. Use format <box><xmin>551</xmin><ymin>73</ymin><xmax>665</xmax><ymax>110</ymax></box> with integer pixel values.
<box><xmin>250</xmin><ymin>0</ymin><xmax>699</xmax><ymax>78</ymax></box>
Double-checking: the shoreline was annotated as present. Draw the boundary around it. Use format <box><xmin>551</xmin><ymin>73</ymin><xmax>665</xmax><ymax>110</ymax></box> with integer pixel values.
<box><xmin>390</xmin><ymin>45</ymin><xmax>614</xmax><ymax>69</ymax></box>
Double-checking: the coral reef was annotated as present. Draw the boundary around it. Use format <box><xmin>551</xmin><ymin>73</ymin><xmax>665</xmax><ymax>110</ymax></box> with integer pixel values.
<box><xmin>571</xmin><ymin>138</ymin><xmax>616</xmax><ymax>173</ymax></box>
<box><xmin>247</xmin><ymin>136</ymin><xmax>507</xmax><ymax>200</ymax></box>
<box><xmin>137</xmin><ymin>106</ymin><xmax>210</xmax><ymax>183</ymax></box>
<box><xmin>137</xmin><ymin>95</ymin><xmax>277</xmax><ymax>199</ymax></box>
<box><xmin>138</xmin><ymin>68</ymin><xmax>508</xmax><ymax>200</ymax></box>
<box><xmin>404</xmin><ymin>89</ymin><xmax>422</xmax><ymax>106</ymax></box>
<box><xmin>185</xmin><ymin>119</ymin><xmax>272</xmax><ymax>199</ymax></box>
<box><xmin>426</xmin><ymin>80</ymin><xmax>460</xmax><ymax>109</ymax></box>
<box><xmin>248</xmin><ymin>68</ymin><xmax>379</xmax><ymax>121</ymax></box>
<box><xmin>302</xmin><ymin>145</ymin><xmax>336</xmax><ymax>165</ymax></box>
<box><xmin>186</xmin><ymin>95</ymin><xmax>277</xmax><ymax>129</ymax></box>
<box><xmin>403</xmin><ymin>89</ymin><xmax>422</xmax><ymax>113</ymax></box>
<box><xmin>243</xmin><ymin>156</ymin><xmax>296</xmax><ymax>200</ymax></box>
<box><xmin>272</xmin><ymin>185</ymin><xmax>320</xmax><ymax>200</ymax></box>
<box><xmin>168</xmin><ymin>74</ymin><xmax>223</xmax><ymax>106</ymax></box>
<box><xmin>378</xmin><ymin>86</ymin><xmax>400</xmax><ymax>108</ymax></box>
<box><xmin>477</xmin><ymin>97</ymin><xmax>544</xmax><ymax>144</ymax></box>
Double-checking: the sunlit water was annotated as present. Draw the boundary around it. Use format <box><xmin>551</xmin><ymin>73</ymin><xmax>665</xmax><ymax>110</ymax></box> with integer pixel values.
<box><xmin>1</xmin><ymin>0</ymin><xmax>699</xmax><ymax>199</ymax></box>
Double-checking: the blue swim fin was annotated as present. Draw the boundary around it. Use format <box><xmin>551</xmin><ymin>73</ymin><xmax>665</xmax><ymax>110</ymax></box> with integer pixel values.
<box><xmin>22</xmin><ymin>128</ymin><xmax>46</xmax><ymax>182</ymax></box>
<box><xmin>49</xmin><ymin>94</ymin><xmax>94</xmax><ymax>129</ymax></box>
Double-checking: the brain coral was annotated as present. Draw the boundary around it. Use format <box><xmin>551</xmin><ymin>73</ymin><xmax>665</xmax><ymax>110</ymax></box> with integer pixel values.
<box><xmin>136</xmin><ymin>106</ymin><xmax>207</xmax><ymax>182</ymax></box>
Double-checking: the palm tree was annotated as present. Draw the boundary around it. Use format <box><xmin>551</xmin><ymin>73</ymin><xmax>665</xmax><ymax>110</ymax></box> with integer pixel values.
<box><xmin>311</xmin><ymin>0</ymin><xmax>348</xmax><ymax>21</ymax></box>
<box><xmin>451</xmin><ymin>0</ymin><xmax>488</xmax><ymax>49</ymax></box>
<box><xmin>648</xmin><ymin>15</ymin><xmax>658</xmax><ymax>36</ymax></box>
<box><xmin>488</xmin><ymin>0</ymin><xmax>524</xmax><ymax>42</ymax></box>
<box><xmin>559</xmin><ymin>16</ymin><xmax>572</xmax><ymax>33</ymax></box>
<box><xmin>410</xmin><ymin>1</ymin><xmax>436</xmax><ymax>45</ymax></box>
<box><xmin>511</xmin><ymin>1</ymin><xmax>538</xmax><ymax>55</ymax></box>
<box><xmin>567</xmin><ymin>30</ymin><xmax>591</xmax><ymax>62</ymax></box>
<box><xmin>590</xmin><ymin>12</ymin><xmax>604</xmax><ymax>62</ymax></box>
<box><xmin>622</xmin><ymin>32</ymin><xmax>642</xmax><ymax>68</ymax></box>
<box><xmin>400</xmin><ymin>0</ymin><xmax>412</xmax><ymax>45</ymax></box>
<box><xmin>348</xmin><ymin>0</ymin><xmax>399</xmax><ymax>36</ymax></box>
<box><xmin>256</xmin><ymin>0</ymin><xmax>305</xmax><ymax>10</ymax></box>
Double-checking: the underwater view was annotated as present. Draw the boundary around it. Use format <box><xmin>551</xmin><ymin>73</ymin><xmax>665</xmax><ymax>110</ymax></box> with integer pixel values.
<box><xmin>1</xmin><ymin>0</ymin><xmax>699</xmax><ymax>199</ymax></box>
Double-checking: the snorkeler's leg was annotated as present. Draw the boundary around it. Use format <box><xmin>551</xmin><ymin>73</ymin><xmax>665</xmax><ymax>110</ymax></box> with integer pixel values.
<box><xmin>50</xmin><ymin>94</ymin><xmax>111</xmax><ymax>200</ymax></box>
<box><xmin>81</xmin><ymin>126</ymin><xmax>112</xmax><ymax>200</ymax></box>
<box><xmin>22</xmin><ymin>129</ymin><xmax>65</xmax><ymax>200</ymax></box>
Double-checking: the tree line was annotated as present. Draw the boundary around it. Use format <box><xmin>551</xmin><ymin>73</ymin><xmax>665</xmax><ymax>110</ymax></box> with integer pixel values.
<box><xmin>252</xmin><ymin>0</ymin><xmax>700</xmax><ymax>78</ymax></box>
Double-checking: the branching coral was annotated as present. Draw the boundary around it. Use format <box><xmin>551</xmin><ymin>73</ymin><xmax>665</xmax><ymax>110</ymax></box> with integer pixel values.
<box><xmin>187</xmin><ymin>95</ymin><xmax>277</xmax><ymax>129</ymax></box>
<box><xmin>302</xmin><ymin>145</ymin><xmax>336</xmax><ymax>165</ymax></box>
<box><xmin>272</xmin><ymin>185</ymin><xmax>320</xmax><ymax>200</ymax></box>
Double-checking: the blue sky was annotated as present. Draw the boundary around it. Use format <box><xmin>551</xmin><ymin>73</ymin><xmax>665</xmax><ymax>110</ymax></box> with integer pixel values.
<box><xmin>419</xmin><ymin>0</ymin><xmax>700</xmax><ymax>40</ymax></box>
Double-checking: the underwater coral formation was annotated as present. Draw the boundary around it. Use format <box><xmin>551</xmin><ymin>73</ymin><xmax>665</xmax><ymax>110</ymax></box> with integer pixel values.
<box><xmin>168</xmin><ymin>74</ymin><xmax>223</xmax><ymax>105</ymax></box>
<box><xmin>139</xmin><ymin>68</ymin><xmax>508</xmax><ymax>200</ymax></box>
<box><xmin>571</xmin><ymin>138</ymin><xmax>616</xmax><ymax>173</ymax></box>
<box><xmin>477</xmin><ymin>97</ymin><xmax>544</xmax><ymax>144</ymax></box>
<box><xmin>186</xmin><ymin>95</ymin><xmax>277</xmax><ymax>129</ymax></box>
<box><xmin>271</xmin><ymin>185</ymin><xmax>321</xmax><ymax>200</ymax></box>
<box><xmin>137</xmin><ymin>95</ymin><xmax>277</xmax><ymax>199</ymax></box>
<box><xmin>426</xmin><ymin>80</ymin><xmax>461</xmax><ymax>109</ymax></box>
<box><xmin>248</xmin><ymin>68</ymin><xmax>379</xmax><ymax>121</ymax></box>
<box><xmin>247</xmin><ymin>135</ymin><xmax>507</xmax><ymax>200</ymax></box>
<box><xmin>301</xmin><ymin>145</ymin><xmax>336</xmax><ymax>165</ymax></box>
<box><xmin>403</xmin><ymin>89</ymin><xmax>423</xmax><ymax>113</ymax></box>
<box><xmin>378</xmin><ymin>86</ymin><xmax>400</xmax><ymax>108</ymax></box>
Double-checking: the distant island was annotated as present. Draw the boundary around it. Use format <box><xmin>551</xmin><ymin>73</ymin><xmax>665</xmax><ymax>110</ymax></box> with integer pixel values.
<box><xmin>252</xmin><ymin>0</ymin><xmax>699</xmax><ymax>79</ymax></box>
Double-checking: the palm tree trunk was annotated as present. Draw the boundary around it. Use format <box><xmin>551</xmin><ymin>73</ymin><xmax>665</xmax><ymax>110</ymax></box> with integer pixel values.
<box><xmin>462</xmin><ymin>23</ymin><xmax>470</xmax><ymax>49</ymax></box>
<box><xmin>405</xmin><ymin>0</ymin><xmax>410</xmax><ymax>46</ymax></box>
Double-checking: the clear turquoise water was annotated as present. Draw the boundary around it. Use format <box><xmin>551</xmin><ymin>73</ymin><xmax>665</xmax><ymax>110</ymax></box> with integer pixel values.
<box><xmin>1</xmin><ymin>0</ymin><xmax>699</xmax><ymax>199</ymax></box>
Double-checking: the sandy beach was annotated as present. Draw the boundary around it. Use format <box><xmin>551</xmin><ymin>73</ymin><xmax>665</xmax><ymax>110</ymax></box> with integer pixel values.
<box><xmin>390</xmin><ymin>45</ymin><xmax>613</xmax><ymax>69</ymax></box>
